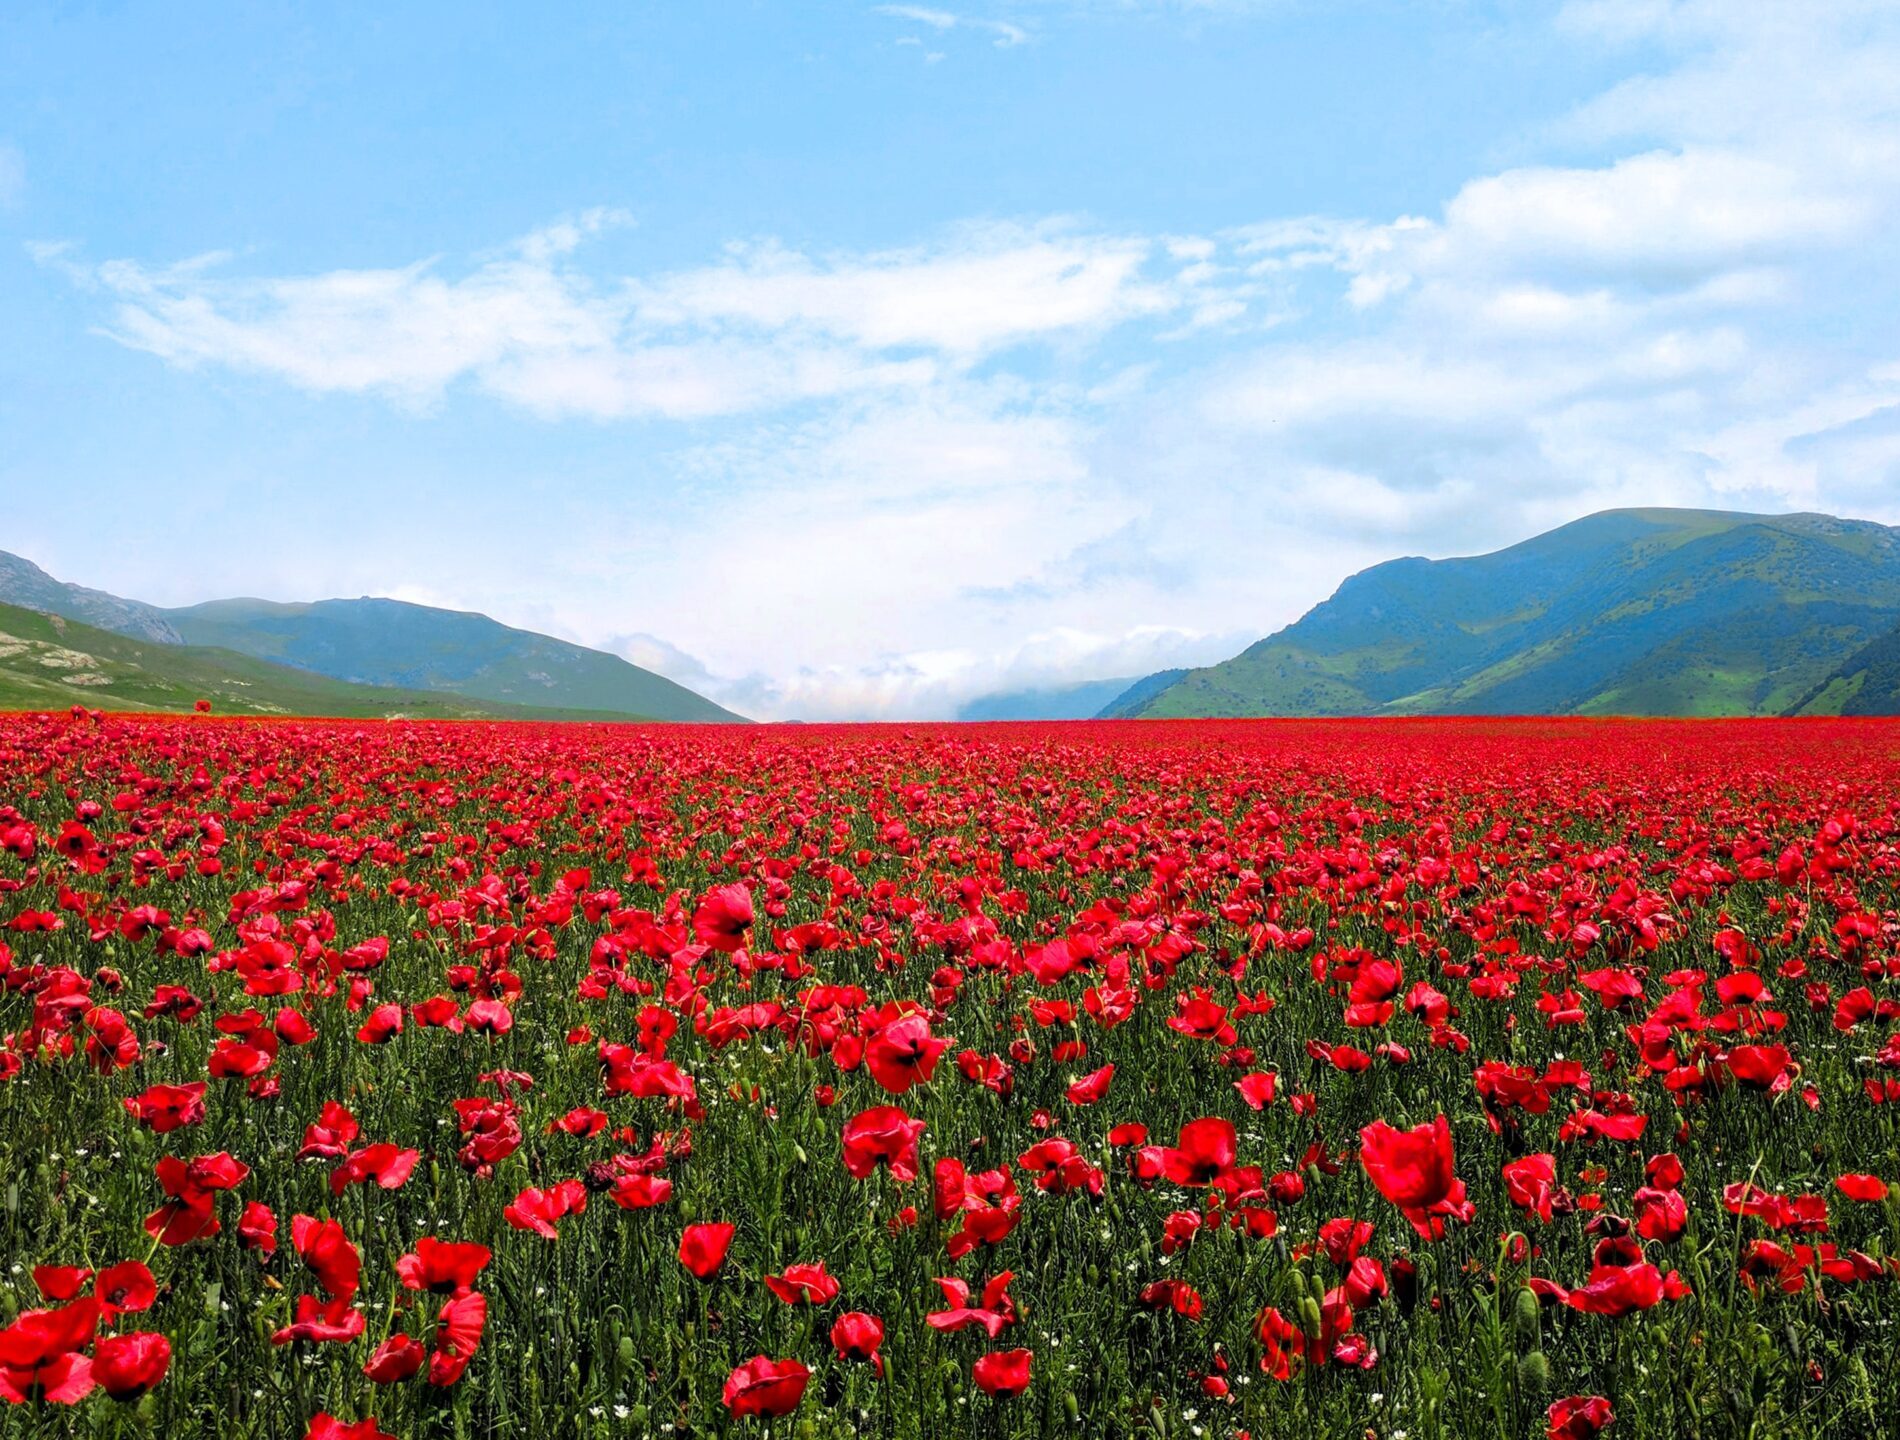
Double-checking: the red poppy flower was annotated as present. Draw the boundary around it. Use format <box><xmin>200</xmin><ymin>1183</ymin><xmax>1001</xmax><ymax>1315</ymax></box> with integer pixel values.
<box><xmin>91</xmin><ymin>1332</ymin><xmax>171</xmax><ymax>1400</ymax></box>
<box><xmin>610</xmin><ymin>1173</ymin><xmax>674</xmax><ymax>1209</ymax></box>
<box><xmin>678</xmin><ymin>1222</ymin><xmax>736</xmax><ymax>1280</ymax></box>
<box><xmin>238</xmin><ymin>1201</ymin><xmax>278</xmax><ymax>1256</ymax></box>
<box><xmin>927</xmin><ymin>1272</ymin><xmax>1016</xmax><ymax>1337</ymax></box>
<box><xmin>362</xmin><ymin>1333</ymin><xmax>425</xmax><ymax>1384</ymax></box>
<box><xmin>1836</xmin><ymin>1174</ymin><xmax>1889</xmax><ymax>1203</ymax></box>
<box><xmin>123</xmin><ymin>1082</ymin><xmax>207</xmax><ymax>1134</ymax></box>
<box><xmin>840</xmin><ymin>1105</ymin><xmax>926</xmax><ymax>1182</ymax></box>
<box><xmin>95</xmin><ymin>1261</ymin><xmax>156</xmax><ymax>1318</ymax></box>
<box><xmin>145</xmin><ymin>1152</ymin><xmax>250</xmax><ymax>1246</ymax></box>
<box><xmin>298</xmin><ymin>1102</ymin><xmax>360</xmax><ymax>1161</ymax></box>
<box><xmin>306</xmin><ymin>1414</ymin><xmax>398</xmax><ymax>1440</ymax></box>
<box><xmin>1065</xmin><ymin>1064</ymin><xmax>1114</xmax><ymax>1105</ymax></box>
<box><xmin>31</xmin><ymin>1267</ymin><xmax>91</xmax><ymax>1302</ymax></box>
<box><xmin>971</xmin><ymin>1348</ymin><xmax>1033</xmax><ymax>1398</ymax></box>
<box><xmin>693</xmin><ymin>884</ymin><xmax>754</xmax><ymax>953</ymax></box>
<box><xmin>290</xmin><ymin>1215</ymin><xmax>361</xmax><ymax>1300</ymax></box>
<box><xmin>1161</xmin><ymin>1117</ymin><xmax>1236</xmax><ymax>1186</ymax></box>
<box><xmin>395</xmin><ymin>1237</ymin><xmax>491</xmax><ymax>1294</ymax></box>
<box><xmin>428</xmin><ymin>1289</ymin><xmax>487</xmax><ymax>1386</ymax></box>
<box><xmin>354</xmin><ymin>1004</ymin><xmax>404</xmax><ymax>1045</ymax></box>
<box><xmin>830</xmin><ymin>1311</ymin><xmax>885</xmax><ymax>1371</ymax></box>
<box><xmin>1235</xmin><ymin>1071</ymin><xmax>1277</xmax><ymax>1109</ymax></box>
<box><xmin>504</xmin><ymin>1181</ymin><xmax>588</xmax><ymax>1239</ymax></box>
<box><xmin>865</xmin><ymin>1012</ymin><xmax>952</xmax><ymax>1094</ymax></box>
<box><xmin>1548</xmin><ymin>1395</ymin><xmax>1616</xmax><ymax>1440</ymax></box>
<box><xmin>1359</xmin><ymin>1116</ymin><xmax>1472</xmax><ymax>1240</ymax></box>
<box><xmin>329</xmin><ymin>1143</ymin><xmax>419</xmax><ymax>1196</ymax></box>
<box><xmin>271</xmin><ymin>1295</ymin><xmax>366</xmax><ymax>1346</ymax></box>
<box><xmin>721</xmin><ymin>1355</ymin><xmax>808</xmax><ymax>1417</ymax></box>
<box><xmin>764</xmin><ymin>1260</ymin><xmax>840</xmax><ymax>1305</ymax></box>
<box><xmin>0</xmin><ymin>1298</ymin><xmax>98</xmax><ymax>1404</ymax></box>
<box><xmin>1502</xmin><ymin>1153</ymin><xmax>1558</xmax><ymax>1223</ymax></box>
<box><xmin>1564</xmin><ymin>1262</ymin><xmax>1665</xmax><ymax>1317</ymax></box>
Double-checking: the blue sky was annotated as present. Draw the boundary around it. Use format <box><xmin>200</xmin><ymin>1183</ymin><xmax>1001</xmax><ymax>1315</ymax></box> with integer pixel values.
<box><xmin>4</xmin><ymin>1</ymin><xmax>1899</xmax><ymax>718</ymax></box>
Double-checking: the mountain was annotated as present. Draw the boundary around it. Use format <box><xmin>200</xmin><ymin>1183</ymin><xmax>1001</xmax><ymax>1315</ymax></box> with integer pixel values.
<box><xmin>1790</xmin><ymin>619</ymin><xmax>1900</xmax><ymax>715</ymax></box>
<box><xmin>0</xmin><ymin>602</ymin><xmax>658</xmax><ymax>720</ymax></box>
<box><xmin>0</xmin><ymin>551</ymin><xmax>742</xmax><ymax>722</ymax></box>
<box><xmin>957</xmin><ymin>676</ymin><xmax>1139</xmax><ymax>721</ymax></box>
<box><xmin>0</xmin><ymin>551</ymin><xmax>182</xmax><ymax>644</ymax></box>
<box><xmin>163</xmin><ymin>598</ymin><xmax>738</xmax><ymax>722</ymax></box>
<box><xmin>1095</xmin><ymin>669</ymin><xmax>1190</xmax><ymax>718</ymax></box>
<box><xmin>1121</xmin><ymin>509</ymin><xmax>1900</xmax><ymax>718</ymax></box>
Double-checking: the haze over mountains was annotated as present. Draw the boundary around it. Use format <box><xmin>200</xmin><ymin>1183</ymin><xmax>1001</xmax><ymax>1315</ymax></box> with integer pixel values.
<box><xmin>8</xmin><ymin>507</ymin><xmax>1900</xmax><ymax>722</ymax></box>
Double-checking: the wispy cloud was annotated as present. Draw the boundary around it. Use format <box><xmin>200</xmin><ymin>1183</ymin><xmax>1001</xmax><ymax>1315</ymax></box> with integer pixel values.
<box><xmin>48</xmin><ymin>219</ymin><xmax>1207</xmax><ymax>419</ymax></box>
<box><xmin>873</xmin><ymin>5</ymin><xmax>1030</xmax><ymax>48</ymax></box>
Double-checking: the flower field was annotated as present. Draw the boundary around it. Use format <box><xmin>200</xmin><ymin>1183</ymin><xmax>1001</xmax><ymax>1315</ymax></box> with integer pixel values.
<box><xmin>3</xmin><ymin>712</ymin><xmax>1900</xmax><ymax>1440</ymax></box>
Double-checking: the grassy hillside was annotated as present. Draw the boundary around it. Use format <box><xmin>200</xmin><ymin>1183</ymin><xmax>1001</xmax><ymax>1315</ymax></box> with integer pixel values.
<box><xmin>0</xmin><ymin>549</ymin><xmax>743</xmax><ymax>722</ymax></box>
<box><xmin>0</xmin><ymin>603</ymin><xmax>652</xmax><ymax>720</ymax></box>
<box><xmin>1131</xmin><ymin>509</ymin><xmax>1900</xmax><ymax>718</ymax></box>
<box><xmin>166</xmin><ymin>597</ymin><xmax>742</xmax><ymax>722</ymax></box>
<box><xmin>1790</xmin><ymin>619</ymin><xmax>1900</xmax><ymax>716</ymax></box>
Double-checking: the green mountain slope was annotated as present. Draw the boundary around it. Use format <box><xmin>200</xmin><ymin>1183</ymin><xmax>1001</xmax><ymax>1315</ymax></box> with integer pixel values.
<box><xmin>0</xmin><ymin>550</ymin><xmax>742</xmax><ymax>722</ymax></box>
<box><xmin>1096</xmin><ymin>669</ymin><xmax>1190</xmax><ymax>718</ymax></box>
<box><xmin>1789</xmin><ymin>619</ymin><xmax>1900</xmax><ymax>716</ymax></box>
<box><xmin>1129</xmin><ymin>509</ymin><xmax>1900</xmax><ymax>718</ymax></box>
<box><xmin>0</xmin><ymin>602</ymin><xmax>655</xmax><ymax>720</ymax></box>
<box><xmin>164</xmin><ymin>597</ymin><xmax>741</xmax><ymax>722</ymax></box>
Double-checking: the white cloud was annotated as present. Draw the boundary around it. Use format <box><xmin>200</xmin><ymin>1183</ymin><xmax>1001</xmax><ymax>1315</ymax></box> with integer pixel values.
<box><xmin>872</xmin><ymin>6</ymin><xmax>1030</xmax><ymax>47</ymax></box>
<box><xmin>875</xmin><ymin>5</ymin><xmax>957</xmax><ymax>29</ymax></box>
<box><xmin>631</xmin><ymin>225</ymin><xmax>1169</xmax><ymax>355</ymax></box>
<box><xmin>55</xmin><ymin>219</ymin><xmax>1190</xmax><ymax>418</ymax></box>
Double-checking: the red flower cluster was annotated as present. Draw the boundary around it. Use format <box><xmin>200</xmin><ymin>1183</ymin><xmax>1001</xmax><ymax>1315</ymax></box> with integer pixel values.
<box><xmin>1</xmin><ymin>713</ymin><xmax>1898</xmax><ymax>1434</ymax></box>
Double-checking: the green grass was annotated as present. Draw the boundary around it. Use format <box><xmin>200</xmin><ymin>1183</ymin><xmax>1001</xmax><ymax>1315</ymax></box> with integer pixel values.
<box><xmin>0</xmin><ymin>603</ymin><xmax>654</xmax><ymax>721</ymax></box>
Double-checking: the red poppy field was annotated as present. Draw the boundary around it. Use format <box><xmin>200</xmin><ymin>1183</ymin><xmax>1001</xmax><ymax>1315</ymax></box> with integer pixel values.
<box><xmin>2</xmin><ymin>713</ymin><xmax>1899</xmax><ymax>1440</ymax></box>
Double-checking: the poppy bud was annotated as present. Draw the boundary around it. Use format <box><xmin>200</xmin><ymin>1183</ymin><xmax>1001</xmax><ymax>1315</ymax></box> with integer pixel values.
<box><xmin>1298</xmin><ymin>1296</ymin><xmax>1324</xmax><ymax>1338</ymax></box>
<box><xmin>1518</xmin><ymin>1351</ymin><xmax>1550</xmax><ymax>1392</ymax></box>
<box><xmin>1513</xmin><ymin>1285</ymin><xmax>1541</xmax><ymax>1343</ymax></box>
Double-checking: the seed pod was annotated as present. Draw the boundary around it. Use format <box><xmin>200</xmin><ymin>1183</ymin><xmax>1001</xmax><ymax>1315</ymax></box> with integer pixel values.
<box><xmin>618</xmin><ymin>1335</ymin><xmax>636</xmax><ymax>1365</ymax></box>
<box><xmin>1299</xmin><ymin>1295</ymin><xmax>1324</xmax><ymax>1338</ymax></box>
<box><xmin>1512</xmin><ymin>1285</ymin><xmax>1540</xmax><ymax>1343</ymax></box>
<box><xmin>1517</xmin><ymin>1351</ymin><xmax>1550</xmax><ymax>1392</ymax></box>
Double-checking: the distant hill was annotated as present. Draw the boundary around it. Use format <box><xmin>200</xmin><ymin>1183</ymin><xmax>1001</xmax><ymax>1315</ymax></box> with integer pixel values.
<box><xmin>0</xmin><ymin>551</ymin><xmax>181</xmax><ymax>644</ymax></box>
<box><xmin>0</xmin><ymin>602</ymin><xmax>653</xmax><ymax>720</ymax></box>
<box><xmin>0</xmin><ymin>551</ymin><xmax>742</xmax><ymax>722</ymax></box>
<box><xmin>1120</xmin><ymin>509</ymin><xmax>1900</xmax><ymax>718</ymax></box>
<box><xmin>1095</xmin><ymin>669</ymin><xmax>1190</xmax><ymax>718</ymax></box>
<box><xmin>165</xmin><ymin>597</ymin><xmax>739</xmax><ymax>722</ymax></box>
<box><xmin>957</xmin><ymin>676</ymin><xmax>1138</xmax><ymax>721</ymax></box>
